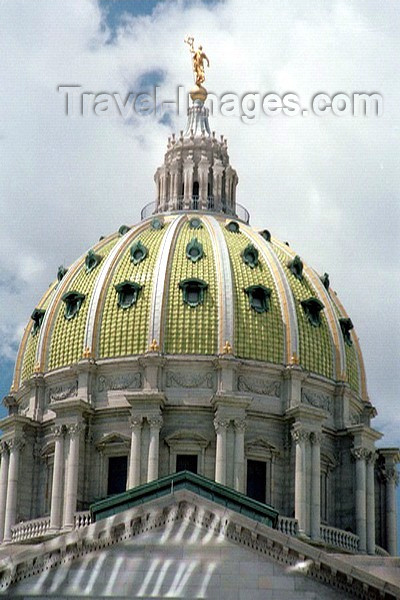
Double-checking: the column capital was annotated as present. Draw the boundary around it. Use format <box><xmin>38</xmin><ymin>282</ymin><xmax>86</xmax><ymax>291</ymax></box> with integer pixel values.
<box><xmin>383</xmin><ymin>467</ymin><xmax>399</xmax><ymax>485</ymax></box>
<box><xmin>0</xmin><ymin>441</ymin><xmax>9</xmax><ymax>456</ymax></box>
<box><xmin>148</xmin><ymin>415</ymin><xmax>163</xmax><ymax>430</ymax></box>
<box><xmin>291</xmin><ymin>427</ymin><xmax>309</xmax><ymax>444</ymax></box>
<box><xmin>351</xmin><ymin>447</ymin><xmax>370</xmax><ymax>462</ymax></box>
<box><xmin>67</xmin><ymin>423</ymin><xmax>84</xmax><ymax>438</ymax></box>
<box><xmin>6</xmin><ymin>436</ymin><xmax>25</xmax><ymax>452</ymax></box>
<box><xmin>214</xmin><ymin>418</ymin><xmax>230</xmax><ymax>433</ymax></box>
<box><xmin>234</xmin><ymin>419</ymin><xmax>247</xmax><ymax>433</ymax></box>
<box><xmin>51</xmin><ymin>424</ymin><xmax>65</xmax><ymax>438</ymax></box>
<box><xmin>310</xmin><ymin>431</ymin><xmax>322</xmax><ymax>445</ymax></box>
<box><xmin>130</xmin><ymin>416</ymin><xmax>143</xmax><ymax>431</ymax></box>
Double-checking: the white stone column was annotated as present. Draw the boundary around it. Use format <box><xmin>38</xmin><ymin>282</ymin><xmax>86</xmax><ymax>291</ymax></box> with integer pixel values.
<box><xmin>0</xmin><ymin>443</ymin><xmax>10</xmax><ymax>542</ymax></box>
<box><xmin>50</xmin><ymin>425</ymin><xmax>65</xmax><ymax>531</ymax></box>
<box><xmin>147</xmin><ymin>416</ymin><xmax>162</xmax><ymax>482</ymax></box>
<box><xmin>292</xmin><ymin>428</ymin><xmax>308</xmax><ymax>535</ymax></box>
<box><xmin>214</xmin><ymin>418</ymin><xmax>229</xmax><ymax>486</ymax></box>
<box><xmin>233</xmin><ymin>419</ymin><xmax>246</xmax><ymax>493</ymax></box>
<box><xmin>128</xmin><ymin>417</ymin><xmax>143</xmax><ymax>488</ymax></box>
<box><xmin>63</xmin><ymin>424</ymin><xmax>82</xmax><ymax>529</ymax></box>
<box><xmin>310</xmin><ymin>432</ymin><xmax>321</xmax><ymax>540</ymax></box>
<box><xmin>366</xmin><ymin>452</ymin><xmax>376</xmax><ymax>554</ymax></box>
<box><xmin>3</xmin><ymin>437</ymin><xmax>24</xmax><ymax>542</ymax></box>
<box><xmin>385</xmin><ymin>468</ymin><xmax>399</xmax><ymax>556</ymax></box>
<box><xmin>353</xmin><ymin>447</ymin><xmax>367</xmax><ymax>553</ymax></box>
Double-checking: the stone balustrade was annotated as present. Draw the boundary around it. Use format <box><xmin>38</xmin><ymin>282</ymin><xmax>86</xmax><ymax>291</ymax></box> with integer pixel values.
<box><xmin>11</xmin><ymin>516</ymin><xmax>51</xmax><ymax>542</ymax></box>
<box><xmin>74</xmin><ymin>511</ymin><xmax>92</xmax><ymax>529</ymax></box>
<box><xmin>277</xmin><ymin>516</ymin><xmax>299</xmax><ymax>536</ymax></box>
<box><xmin>375</xmin><ymin>545</ymin><xmax>390</xmax><ymax>557</ymax></box>
<box><xmin>320</xmin><ymin>524</ymin><xmax>359</xmax><ymax>553</ymax></box>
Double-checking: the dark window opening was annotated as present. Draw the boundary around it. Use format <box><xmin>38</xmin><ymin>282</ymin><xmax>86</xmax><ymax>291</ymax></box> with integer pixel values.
<box><xmin>192</xmin><ymin>181</ymin><xmax>199</xmax><ymax>196</ymax></box>
<box><xmin>301</xmin><ymin>297</ymin><xmax>325</xmax><ymax>327</ymax></box>
<box><xmin>107</xmin><ymin>456</ymin><xmax>128</xmax><ymax>496</ymax></box>
<box><xmin>114</xmin><ymin>280</ymin><xmax>142</xmax><ymax>309</ymax></box>
<box><xmin>62</xmin><ymin>291</ymin><xmax>85</xmax><ymax>320</ymax></box>
<box><xmin>247</xmin><ymin>459</ymin><xmax>266</xmax><ymax>504</ymax></box>
<box><xmin>179</xmin><ymin>278</ymin><xmax>208</xmax><ymax>308</ymax></box>
<box><xmin>31</xmin><ymin>308</ymin><xmax>45</xmax><ymax>336</ymax></box>
<box><xmin>245</xmin><ymin>285</ymin><xmax>271</xmax><ymax>314</ymax></box>
<box><xmin>176</xmin><ymin>454</ymin><xmax>198</xmax><ymax>474</ymax></box>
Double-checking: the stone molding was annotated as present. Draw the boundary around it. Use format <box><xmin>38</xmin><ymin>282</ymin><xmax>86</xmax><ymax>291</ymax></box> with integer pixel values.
<box><xmin>301</xmin><ymin>388</ymin><xmax>333</xmax><ymax>415</ymax></box>
<box><xmin>6</xmin><ymin>436</ymin><xmax>25</xmax><ymax>452</ymax></box>
<box><xmin>351</xmin><ymin>447</ymin><xmax>372</xmax><ymax>462</ymax></box>
<box><xmin>213</xmin><ymin>418</ymin><xmax>230</xmax><ymax>433</ymax></box>
<box><xmin>382</xmin><ymin>467</ymin><xmax>399</xmax><ymax>485</ymax></box>
<box><xmin>51</xmin><ymin>424</ymin><xmax>65</xmax><ymax>438</ymax></box>
<box><xmin>291</xmin><ymin>428</ymin><xmax>310</xmax><ymax>444</ymax></box>
<box><xmin>165</xmin><ymin>370</ymin><xmax>213</xmax><ymax>389</ymax></box>
<box><xmin>130</xmin><ymin>416</ymin><xmax>143</xmax><ymax>431</ymax></box>
<box><xmin>233</xmin><ymin>419</ymin><xmax>247</xmax><ymax>433</ymax></box>
<box><xmin>310</xmin><ymin>431</ymin><xmax>323</xmax><ymax>445</ymax></box>
<box><xmin>48</xmin><ymin>381</ymin><xmax>78</xmax><ymax>403</ymax></box>
<box><xmin>237</xmin><ymin>375</ymin><xmax>281</xmax><ymax>397</ymax></box>
<box><xmin>97</xmin><ymin>372</ymin><xmax>142</xmax><ymax>392</ymax></box>
<box><xmin>0</xmin><ymin>492</ymin><xmax>397</xmax><ymax>599</ymax></box>
<box><xmin>67</xmin><ymin>423</ymin><xmax>83</xmax><ymax>438</ymax></box>
<box><xmin>148</xmin><ymin>415</ymin><xmax>163</xmax><ymax>430</ymax></box>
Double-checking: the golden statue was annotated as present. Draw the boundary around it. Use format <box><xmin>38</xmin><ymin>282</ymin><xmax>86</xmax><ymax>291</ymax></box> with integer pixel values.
<box><xmin>184</xmin><ymin>35</ymin><xmax>209</xmax><ymax>102</ymax></box>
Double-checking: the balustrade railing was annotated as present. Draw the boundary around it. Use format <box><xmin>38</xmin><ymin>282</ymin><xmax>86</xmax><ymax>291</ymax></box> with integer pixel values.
<box><xmin>74</xmin><ymin>511</ymin><xmax>92</xmax><ymax>529</ymax></box>
<box><xmin>320</xmin><ymin>524</ymin><xmax>359</xmax><ymax>553</ymax></box>
<box><xmin>140</xmin><ymin>199</ymin><xmax>250</xmax><ymax>224</ymax></box>
<box><xmin>375</xmin><ymin>545</ymin><xmax>390</xmax><ymax>557</ymax></box>
<box><xmin>11</xmin><ymin>516</ymin><xmax>51</xmax><ymax>543</ymax></box>
<box><xmin>277</xmin><ymin>516</ymin><xmax>299</xmax><ymax>536</ymax></box>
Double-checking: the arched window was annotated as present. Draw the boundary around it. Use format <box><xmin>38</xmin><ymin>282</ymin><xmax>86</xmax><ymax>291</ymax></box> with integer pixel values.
<box><xmin>179</xmin><ymin>278</ymin><xmax>208</xmax><ymax>307</ymax></box>
<box><xmin>245</xmin><ymin>285</ymin><xmax>271</xmax><ymax>313</ymax></box>
<box><xmin>114</xmin><ymin>281</ymin><xmax>142</xmax><ymax>309</ymax></box>
<box><xmin>301</xmin><ymin>297</ymin><xmax>325</xmax><ymax>327</ymax></box>
<box><xmin>62</xmin><ymin>291</ymin><xmax>85</xmax><ymax>320</ymax></box>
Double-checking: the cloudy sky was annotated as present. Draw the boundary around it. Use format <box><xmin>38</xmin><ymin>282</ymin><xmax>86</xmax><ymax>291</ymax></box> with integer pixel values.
<box><xmin>0</xmin><ymin>0</ymin><xmax>399</xmax><ymax>469</ymax></box>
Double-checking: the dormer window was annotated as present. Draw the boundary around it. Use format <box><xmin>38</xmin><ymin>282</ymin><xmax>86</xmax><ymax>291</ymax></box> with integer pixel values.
<box><xmin>118</xmin><ymin>225</ymin><xmax>130</xmax><ymax>236</ymax></box>
<box><xmin>287</xmin><ymin>255</ymin><xmax>303</xmax><ymax>280</ymax></box>
<box><xmin>179</xmin><ymin>278</ymin><xmax>208</xmax><ymax>308</ymax></box>
<box><xmin>31</xmin><ymin>308</ymin><xmax>45</xmax><ymax>336</ymax></box>
<box><xmin>242</xmin><ymin>244</ymin><xmax>259</xmax><ymax>269</ymax></box>
<box><xmin>189</xmin><ymin>217</ymin><xmax>202</xmax><ymax>230</ymax></box>
<box><xmin>62</xmin><ymin>291</ymin><xmax>85</xmax><ymax>320</ymax></box>
<box><xmin>245</xmin><ymin>285</ymin><xmax>271</xmax><ymax>313</ymax></box>
<box><xmin>320</xmin><ymin>272</ymin><xmax>330</xmax><ymax>291</ymax></box>
<box><xmin>339</xmin><ymin>317</ymin><xmax>354</xmax><ymax>346</ymax></box>
<box><xmin>151</xmin><ymin>217</ymin><xmax>164</xmax><ymax>230</ymax></box>
<box><xmin>85</xmin><ymin>249</ymin><xmax>102</xmax><ymax>273</ymax></box>
<box><xmin>226</xmin><ymin>221</ymin><xmax>240</xmax><ymax>233</ymax></box>
<box><xmin>57</xmin><ymin>265</ymin><xmax>67</xmax><ymax>283</ymax></box>
<box><xmin>114</xmin><ymin>281</ymin><xmax>142</xmax><ymax>309</ymax></box>
<box><xmin>259</xmin><ymin>230</ymin><xmax>271</xmax><ymax>242</ymax></box>
<box><xmin>130</xmin><ymin>240</ymin><xmax>148</xmax><ymax>265</ymax></box>
<box><xmin>186</xmin><ymin>238</ymin><xmax>204</xmax><ymax>263</ymax></box>
<box><xmin>301</xmin><ymin>297</ymin><xmax>324</xmax><ymax>327</ymax></box>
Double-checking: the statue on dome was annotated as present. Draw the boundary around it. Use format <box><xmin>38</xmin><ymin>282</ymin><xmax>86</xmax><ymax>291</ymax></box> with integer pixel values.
<box><xmin>184</xmin><ymin>36</ymin><xmax>210</xmax><ymax>86</ymax></box>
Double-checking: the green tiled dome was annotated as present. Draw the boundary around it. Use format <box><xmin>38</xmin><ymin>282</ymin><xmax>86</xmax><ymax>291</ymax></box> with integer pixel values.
<box><xmin>13</xmin><ymin>213</ymin><xmax>367</xmax><ymax>399</ymax></box>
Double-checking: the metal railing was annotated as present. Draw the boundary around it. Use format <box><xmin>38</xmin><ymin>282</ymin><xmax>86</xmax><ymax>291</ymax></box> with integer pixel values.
<box><xmin>140</xmin><ymin>198</ymin><xmax>250</xmax><ymax>224</ymax></box>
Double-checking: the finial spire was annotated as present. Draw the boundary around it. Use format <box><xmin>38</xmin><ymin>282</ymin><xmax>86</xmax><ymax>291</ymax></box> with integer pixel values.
<box><xmin>184</xmin><ymin>35</ymin><xmax>210</xmax><ymax>103</ymax></box>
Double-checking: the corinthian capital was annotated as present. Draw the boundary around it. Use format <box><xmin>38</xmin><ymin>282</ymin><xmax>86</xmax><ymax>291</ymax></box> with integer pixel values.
<box><xmin>51</xmin><ymin>424</ymin><xmax>65</xmax><ymax>438</ymax></box>
<box><xmin>67</xmin><ymin>423</ymin><xmax>84</xmax><ymax>438</ymax></box>
<box><xmin>148</xmin><ymin>415</ymin><xmax>163</xmax><ymax>430</ymax></box>
<box><xmin>7</xmin><ymin>436</ymin><xmax>25</xmax><ymax>452</ymax></box>
<box><xmin>214</xmin><ymin>418</ymin><xmax>230</xmax><ymax>433</ymax></box>
<box><xmin>310</xmin><ymin>431</ymin><xmax>322</xmax><ymax>445</ymax></box>
<box><xmin>384</xmin><ymin>467</ymin><xmax>399</xmax><ymax>485</ymax></box>
<box><xmin>291</xmin><ymin>428</ymin><xmax>309</xmax><ymax>444</ymax></box>
<box><xmin>0</xmin><ymin>441</ymin><xmax>8</xmax><ymax>456</ymax></box>
<box><xmin>351</xmin><ymin>447</ymin><xmax>370</xmax><ymax>462</ymax></box>
<box><xmin>234</xmin><ymin>419</ymin><xmax>247</xmax><ymax>433</ymax></box>
<box><xmin>130</xmin><ymin>416</ymin><xmax>143</xmax><ymax>431</ymax></box>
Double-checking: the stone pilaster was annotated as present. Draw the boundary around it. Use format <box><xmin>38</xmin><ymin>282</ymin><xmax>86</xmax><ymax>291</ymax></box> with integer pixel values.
<box><xmin>0</xmin><ymin>442</ymin><xmax>9</xmax><ymax>542</ymax></box>
<box><xmin>147</xmin><ymin>416</ymin><xmax>163</xmax><ymax>482</ymax></box>
<box><xmin>128</xmin><ymin>416</ymin><xmax>143</xmax><ymax>488</ymax></box>
<box><xmin>366</xmin><ymin>451</ymin><xmax>376</xmax><ymax>554</ymax></box>
<box><xmin>352</xmin><ymin>447</ymin><xmax>369</xmax><ymax>553</ymax></box>
<box><xmin>291</xmin><ymin>427</ymin><xmax>309</xmax><ymax>535</ymax></box>
<box><xmin>63</xmin><ymin>423</ymin><xmax>83</xmax><ymax>529</ymax></box>
<box><xmin>3</xmin><ymin>436</ymin><xmax>24</xmax><ymax>542</ymax></box>
<box><xmin>49</xmin><ymin>425</ymin><xmax>65</xmax><ymax>531</ymax></box>
<box><xmin>384</xmin><ymin>467</ymin><xmax>399</xmax><ymax>555</ymax></box>
<box><xmin>310</xmin><ymin>431</ymin><xmax>322</xmax><ymax>541</ymax></box>
<box><xmin>233</xmin><ymin>419</ymin><xmax>246</xmax><ymax>493</ymax></box>
<box><xmin>214</xmin><ymin>418</ymin><xmax>229</xmax><ymax>485</ymax></box>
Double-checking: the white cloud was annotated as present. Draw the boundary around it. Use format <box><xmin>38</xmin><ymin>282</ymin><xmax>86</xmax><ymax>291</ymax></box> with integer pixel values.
<box><xmin>0</xmin><ymin>0</ymin><xmax>399</xmax><ymax>445</ymax></box>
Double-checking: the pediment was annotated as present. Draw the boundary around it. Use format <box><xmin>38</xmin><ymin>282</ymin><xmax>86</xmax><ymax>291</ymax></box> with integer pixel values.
<box><xmin>95</xmin><ymin>431</ymin><xmax>131</xmax><ymax>449</ymax></box>
<box><xmin>1</xmin><ymin>490</ymin><xmax>381</xmax><ymax>600</ymax></box>
<box><xmin>245</xmin><ymin>437</ymin><xmax>279</xmax><ymax>456</ymax></box>
<box><xmin>165</xmin><ymin>429</ymin><xmax>209</xmax><ymax>448</ymax></box>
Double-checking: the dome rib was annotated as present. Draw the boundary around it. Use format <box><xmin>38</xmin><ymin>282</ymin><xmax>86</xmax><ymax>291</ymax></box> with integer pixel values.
<box><xmin>84</xmin><ymin>221</ymin><xmax>150</xmax><ymax>358</ymax></box>
<box><xmin>202</xmin><ymin>215</ymin><xmax>234</xmax><ymax>353</ymax></box>
<box><xmin>241</xmin><ymin>224</ymin><xmax>297</xmax><ymax>364</ymax></box>
<box><xmin>148</xmin><ymin>215</ymin><xmax>186</xmax><ymax>351</ymax></box>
